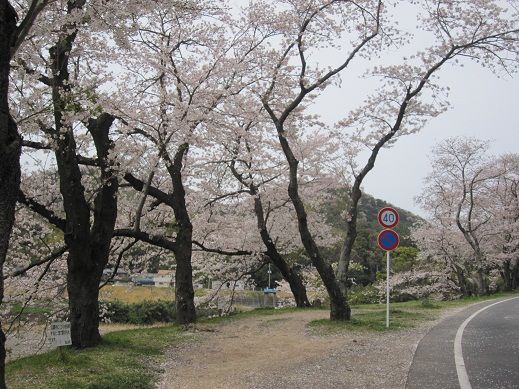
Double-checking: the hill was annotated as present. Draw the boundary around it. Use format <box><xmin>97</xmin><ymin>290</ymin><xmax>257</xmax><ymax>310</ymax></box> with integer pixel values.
<box><xmin>323</xmin><ymin>188</ymin><xmax>422</xmax><ymax>243</ymax></box>
<box><xmin>322</xmin><ymin>188</ymin><xmax>423</xmax><ymax>285</ymax></box>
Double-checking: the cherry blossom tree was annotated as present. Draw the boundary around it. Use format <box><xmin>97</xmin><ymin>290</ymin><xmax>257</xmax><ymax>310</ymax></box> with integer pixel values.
<box><xmin>1</xmin><ymin>0</ymin><xmax>50</xmax><ymax>384</ymax></box>
<box><xmin>411</xmin><ymin>220</ymin><xmax>478</xmax><ymax>296</ymax></box>
<box><xmin>417</xmin><ymin>137</ymin><xmax>512</xmax><ymax>294</ymax></box>
<box><xmin>245</xmin><ymin>0</ymin><xmax>388</xmax><ymax>320</ymax></box>
<box><xmin>199</xmin><ymin>100</ymin><xmax>335</xmax><ymax>307</ymax></box>
<box><xmin>237</xmin><ymin>0</ymin><xmax>519</xmax><ymax>318</ymax></box>
<box><xmin>334</xmin><ymin>0</ymin><xmax>519</xmax><ymax>301</ymax></box>
<box><xmin>102</xmin><ymin>0</ymin><xmax>276</xmax><ymax>323</ymax></box>
<box><xmin>486</xmin><ymin>153</ymin><xmax>519</xmax><ymax>290</ymax></box>
<box><xmin>8</xmin><ymin>0</ymin><xmax>127</xmax><ymax>348</ymax></box>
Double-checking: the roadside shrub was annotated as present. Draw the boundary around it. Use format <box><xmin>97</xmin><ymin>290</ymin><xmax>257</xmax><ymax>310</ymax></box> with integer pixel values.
<box><xmin>101</xmin><ymin>300</ymin><xmax>235</xmax><ymax>324</ymax></box>
<box><xmin>349</xmin><ymin>285</ymin><xmax>379</xmax><ymax>305</ymax></box>
<box><xmin>101</xmin><ymin>300</ymin><xmax>131</xmax><ymax>323</ymax></box>
<box><xmin>419</xmin><ymin>298</ymin><xmax>440</xmax><ymax>309</ymax></box>
<box><xmin>129</xmin><ymin>301</ymin><xmax>176</xmax><ymax>324</ymax></box>
<box><xmin>101</xmin><ymin>300</ymin><xmax>176</xmax><ymax>324</ymax></box>
<box><xmin>376</xmin><ymin>270</ymin><xmax>461</xmax><ymax>302</ymax></box>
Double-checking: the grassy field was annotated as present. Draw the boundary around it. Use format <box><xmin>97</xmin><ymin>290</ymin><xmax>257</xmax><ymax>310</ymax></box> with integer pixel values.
<box><xmin>6</xmin><ymin>292</ymin><xmax>518</xmax><ymax>388</ymax></box>
<box><xmin>98</xmin><ymin>284</ymin><xmax>276</xmax><ymax>303</ymax></box>
<box><xmin>6</xmin><ymin>325</ymin><xmax>190</xmax><ymax>389</ymax></box>
<box><xmin>99</xmin><ymin>285</ymin><xmax>176</xmax><ymax>303</ymax></box>
<box><xmin>308</xmin><ymin>292</ymin><xmax>519</xmax><ymax>334</ymax></box>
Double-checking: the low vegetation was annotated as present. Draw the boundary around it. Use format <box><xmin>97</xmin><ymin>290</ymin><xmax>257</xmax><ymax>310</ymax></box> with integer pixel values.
<box><xmin>6</xmin><ymin>325</ymin><xmax>190</xmax><ymax>389</ymax></box>
<box><xmin>99</xmin><ymin>285</ymin><xmax>176</xmax><ymax>303</ymax></box>
<box><xmin>8</xmin><ymin>293</ymin><xmax>518</xmax><ymax>388</ymax></box>
<box><xmin>102</xmin><ymin>300</ymin><xmax>177</xmax><ymax>325</ymax></box>
<box><xmin>308</xmin><ymin>292</ymin><xmax>519</xmax><ymax>335</ymax></box>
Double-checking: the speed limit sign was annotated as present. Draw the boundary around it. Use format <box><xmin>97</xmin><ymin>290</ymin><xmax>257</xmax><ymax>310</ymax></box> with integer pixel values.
<box><xmin>378</xmin><ymin>207</ymin><xmax>399</xmax><ymax>229</ymax></box>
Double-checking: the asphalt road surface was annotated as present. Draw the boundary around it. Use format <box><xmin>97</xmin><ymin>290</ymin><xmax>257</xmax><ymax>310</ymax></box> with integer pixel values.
<box><xmin>406</xmin><ymin>296</ymin><xmax>519</xmax><ymax>389</ymax></box>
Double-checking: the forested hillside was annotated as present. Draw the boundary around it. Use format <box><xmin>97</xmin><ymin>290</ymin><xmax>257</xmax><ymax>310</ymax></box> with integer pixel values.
<box><xmin>322</xmin><ymin>189</ymin><xmax>422</xmax><ymax>285</ymax></box>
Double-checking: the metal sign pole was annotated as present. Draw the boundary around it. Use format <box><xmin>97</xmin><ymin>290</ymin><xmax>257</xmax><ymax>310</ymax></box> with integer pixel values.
<box><xmin>386</xmin><ymin>250</ymin><xmax>390</xmax><ymax>328</ymax></box>
<box><xmin>377</xmin><ymin>207</ymin><xmax>399</xmax><ymax>330</ymax></box>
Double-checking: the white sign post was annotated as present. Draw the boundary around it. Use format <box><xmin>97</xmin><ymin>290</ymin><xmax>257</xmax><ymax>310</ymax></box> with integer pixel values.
<box><xmin>377</xmin><ymin>208</ymin><xmax>400</xmax><ymax>328</ymax></box>
<box><xmin>48</xmin><ymin>321</ymin><xmax>71</xmax><ymax>347</ymax></box>
<box><xmin>386</xmin><ymin>251</ymin><xmax>390</xmax><ymax>327</ymax></box>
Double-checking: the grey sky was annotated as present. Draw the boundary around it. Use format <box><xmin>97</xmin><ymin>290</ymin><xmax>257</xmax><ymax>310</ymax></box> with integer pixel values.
<box><xmin>316</xmin><ymin>60</ymin><xmax>519</xmax><ymax>216</ymax></box>
<box><xmin>303</xmin><ymin>2</ymin><xmax>519</xmax><ymax>217</ymax></box>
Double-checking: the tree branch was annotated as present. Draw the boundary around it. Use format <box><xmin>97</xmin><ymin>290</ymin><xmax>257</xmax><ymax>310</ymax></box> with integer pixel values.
<box><xmin>18</xmin><ymin>190</ymin><xmax>67</xmax><ymax>231</ymax></box>
<box><xmin>4</xmin><ymin>245</ymin><xmax>67</xmax><ymax>279</ymax></box>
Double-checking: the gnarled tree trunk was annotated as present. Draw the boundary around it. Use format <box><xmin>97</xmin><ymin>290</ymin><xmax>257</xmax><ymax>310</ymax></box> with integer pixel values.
<box><xmin>252</xmin><ymin>192</ymin><xmax>310</xmax><ymax>307</ymax></box>
<box><xmin>0</xmin><ymin>1</ymin><xmax>21</xmax><ymax>386</ymax></box>
<box><xmin>168</xmin><ymin>144</ymin><xmax>196</xmax><ymax>324</ymax></box>
<box><xmin>56</xmin><ymin>114</ymin><xmax>117</xmax><ymax>347</ymax></box>
<box><xmin>277</xmin><ymin>129</ymin><xmax>350</xmax><ymax>320</ymax></box>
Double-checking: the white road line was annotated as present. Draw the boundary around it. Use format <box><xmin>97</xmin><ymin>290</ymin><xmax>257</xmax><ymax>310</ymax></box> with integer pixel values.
<box><xmin>454</xmin><ymin>296</ymin><xmax>519</xmax><ymax>389</ymax></box>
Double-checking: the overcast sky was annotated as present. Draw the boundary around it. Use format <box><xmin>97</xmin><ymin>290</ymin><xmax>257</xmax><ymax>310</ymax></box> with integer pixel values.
<box><xmin>302</xmin><ymin>3</ymin><xmax>519</xmax><ymax>217</ymax></box>
<box><xmin>364</xmin><ymin>65</ymin><xmax>519</xmax><ymax>216</ymax></box>
<box><xmin>313</xmin><ymin>61</ymin><xmax>519</xmax><ymax>217</ymax></box>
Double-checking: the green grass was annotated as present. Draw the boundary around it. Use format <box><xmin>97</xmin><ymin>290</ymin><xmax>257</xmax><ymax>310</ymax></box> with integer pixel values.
<box><xmin>7</xmin><ymin>292</ymin><xmax>518</xmax><ymax>387</ymax></box>
<box><xmin>308</xmin><ymin>307</ymin><xmax>429</xmax><ymax>334</ymax></box>
<box><xmin>9</xmin><ymin>303</ymin><xmax>52</xmax><ymax>316</ymax></box>
<box><xmin>309</xmin><ymin>291</ymin><xmax>519</xmax><ymax>335</ymax></box>
<box><xmin>6</xmin><ymin>325</ymin><xmax>190</xmax><ymax>389</ymax></box>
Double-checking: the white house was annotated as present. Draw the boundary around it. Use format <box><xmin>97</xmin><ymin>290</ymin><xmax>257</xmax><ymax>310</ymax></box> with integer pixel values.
<box><xmin>154</xmin><ymin>270</ymin><xmax>174</xmax><ymax>288</ymax></box>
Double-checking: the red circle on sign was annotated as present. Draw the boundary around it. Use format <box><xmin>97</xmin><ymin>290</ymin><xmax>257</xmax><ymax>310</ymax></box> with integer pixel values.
<box><xmin>377</xmin><ymin>207</ymin><xmax>399</xmax><ymax>229</ymax></box>
<box><xmin>377</xmin><ymin>229</ymin><xmax>400</xmax><ymax>251</ymax></box>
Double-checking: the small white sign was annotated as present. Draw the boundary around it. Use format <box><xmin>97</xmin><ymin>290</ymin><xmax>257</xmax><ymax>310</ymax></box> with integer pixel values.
<box><xmin>48</xmin><ymin>321</ymin><xmax>71</xmax><ymax>347</ymax></box>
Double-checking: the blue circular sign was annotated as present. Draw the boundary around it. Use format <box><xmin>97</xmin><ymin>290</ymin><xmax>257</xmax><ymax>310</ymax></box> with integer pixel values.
<box><xmin>377</xmin><ymin>229</ymin><xmax>400</xmax><ymax>251</ymax></box>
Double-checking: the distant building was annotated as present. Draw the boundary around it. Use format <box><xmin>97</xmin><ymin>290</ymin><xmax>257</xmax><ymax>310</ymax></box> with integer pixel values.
<box><xmin>131</xmin><ymin>273</ymin><xmax>155</xmax><ymax>286</ymax></box>
<box><xmin>131</xmin><ymin>270</ymin><xmax>174</xmax><ymax>287</ymax></box>
<box><xmin>154</xmin><ymin>270</ymin><xmax>174</xmax><ymax>288</ymax></box>
<box><xmin>101</xmin><ymin>268</ymin><xmax>131</xmax><ymax>284</ymax></box>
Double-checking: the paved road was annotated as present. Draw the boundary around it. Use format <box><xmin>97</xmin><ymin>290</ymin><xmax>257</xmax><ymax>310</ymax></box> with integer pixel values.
<box><xmin>406</xmin><ymin>296</ymin><xmax>519</xmax><ymax>389</ymax></box>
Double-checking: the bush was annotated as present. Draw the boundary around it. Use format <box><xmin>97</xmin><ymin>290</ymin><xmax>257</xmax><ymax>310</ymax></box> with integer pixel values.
<box><xmin>419</xmin><ymin>298</ymin><xmax>440</xmax><ymax>309</ymax></box>
<box><xmin>195</xmin><ymin>306</ymin><xmax>220</xmax><ymax>318</ymax></box>
<box><xmin>349</xmin><ymin>285</ymin><xmax>379</xmax><ymax>305</ymax></box>
<box><xmin>102</xmin><ymin>300</ymin><xmax>229</xmax><ymax>324</ymax></box>
<box><xmin>101</xmin><ymin>300</ymin><xmax>176</xmax><ymax>324</ymax></box>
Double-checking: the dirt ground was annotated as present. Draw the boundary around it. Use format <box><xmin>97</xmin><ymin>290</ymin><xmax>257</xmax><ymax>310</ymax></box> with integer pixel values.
<box><xmin>156</xmin><ymin>309</ymin><xmax>448</xmax><ymax>389</ymax></box>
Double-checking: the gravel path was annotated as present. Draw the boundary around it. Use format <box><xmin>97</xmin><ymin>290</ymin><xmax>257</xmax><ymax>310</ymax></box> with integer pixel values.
<box><xmin>157</xmin><ymin>309</ymin><xmax>452</xmax><ymax>389</ymax></box>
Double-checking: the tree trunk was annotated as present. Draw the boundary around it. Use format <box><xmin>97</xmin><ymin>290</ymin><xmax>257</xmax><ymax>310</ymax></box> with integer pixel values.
<box><xmin>46</xmin><ymin>0</ymin><xmax>116</xmax><ymax>348</ymax></box>
<box><xmin>0</xmin><ymin>153</ymin><xmax>15</xmax><ymax>378</ymax></box>
<box><xmin>252</xmin><ymin>194</ymin><xmax>310</xmax><ymax>307</ymax></box>
<box><xmin>500</xmin><ymin>260</ymin><xmax>512</xmax><ymax>291</ymax></box>
<box><xmin>511</xmin><ymin>259</ymin><xmax>519</xmax><ymax>290</ymax></box>
<box><xmin>174</xmin><ymin>231</ymin><xmax>196</xmax><ymax>324</ymax></box>
<box><xmin>277</xmin><ymin>131</ymin><xmax>350</xmax><ymax>320</ymax></box>
<box><xmin>500</xmin><ymin>259</ymin><xmax>519</xmax><ymax>291</ymax></box>
<box><xmin>475</xmin><ymin>268</ymin><xmax>488</xmax><ymax>295</ymax></box>
<box><xmin>67</xmin><ymin>257</ymin><xmax>102</xmax><ymax>347</ymax></box>
<box><xmin>0</xmin><ymin>129</ymin><xmax>18</xmax><ymax>383</ymax></box>
<box><xmin>336</xmin><ymin>194</ymin><xmax>360</xmax><ymax>297</ymax></box>
<box><xmin>454</xmin><ymin>264</ymin><xmax>470</xmax><ymax>296</ymax></box>
<box><xmin>0</xmin><ymin>2</ymin><xmax>21</xmax><ymax>386</ymax></box>
<box><xmin>168</xmin><ymin>144</ymin><xmax>196</xmax><ymax>324</ymax></box>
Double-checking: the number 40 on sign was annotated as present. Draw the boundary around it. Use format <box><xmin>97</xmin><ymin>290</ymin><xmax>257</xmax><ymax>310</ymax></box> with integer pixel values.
<box><xmin>378</xmin><ymin>207</ymin><xmax>399</xmax><ymax>229</ymax></box>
